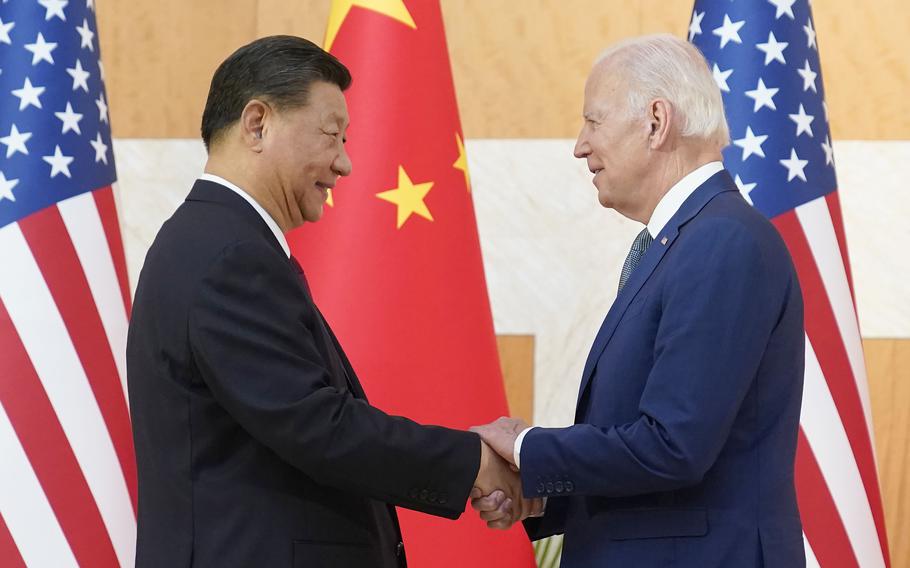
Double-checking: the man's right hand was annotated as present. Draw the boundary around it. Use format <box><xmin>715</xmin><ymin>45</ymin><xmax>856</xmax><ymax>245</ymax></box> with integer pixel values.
<box><xmin>471</xmin><ymin>441</ymin><xmax>541</xmax><ymax>529</ymax></box>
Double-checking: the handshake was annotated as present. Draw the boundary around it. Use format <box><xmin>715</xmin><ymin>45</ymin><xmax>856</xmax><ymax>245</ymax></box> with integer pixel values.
<box><xmin>469</xmin><ymin>417</ymin><xmax>545</xmax><ymax>529</ymax></box>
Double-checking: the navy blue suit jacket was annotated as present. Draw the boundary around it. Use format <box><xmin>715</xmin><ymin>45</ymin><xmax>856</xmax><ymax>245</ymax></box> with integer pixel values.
<box><xmin>521</xmin><ymin>171</ymin><xmax>806</xmax><ymax>567</ymax></box>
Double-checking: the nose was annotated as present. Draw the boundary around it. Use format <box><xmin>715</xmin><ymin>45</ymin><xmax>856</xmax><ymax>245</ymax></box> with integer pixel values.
<box><xmin>333</xmin><ymin>146</ymin><xmax>352</xmax><ymax>177</ymax></box>
<box><xmin>574</xmin><ymin>128</ymin><xmax>590</xmax><ymax>159</ymax></box>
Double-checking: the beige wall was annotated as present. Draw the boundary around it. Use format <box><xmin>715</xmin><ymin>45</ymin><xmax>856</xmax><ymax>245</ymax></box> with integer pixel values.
<box><xmin>97</xmin><ymin>0</ymin><xmax>910</xmax><ymax>139</ymax></box>
<box><xmin>96</xmin><ymin>1</ymin><xmax>909</xmax><ymax>564</ymax></box>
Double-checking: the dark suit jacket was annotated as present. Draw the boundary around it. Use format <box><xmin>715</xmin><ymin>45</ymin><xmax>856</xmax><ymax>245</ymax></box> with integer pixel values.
<box><xmin>522</xmin><ymin>171</ymin><xmax>806</xmax><ymax>567</ymax></box>
<box><xmin>127</xmin><ymin>180</ymin><xmax>480</xmax><ymax>568</ymax></box>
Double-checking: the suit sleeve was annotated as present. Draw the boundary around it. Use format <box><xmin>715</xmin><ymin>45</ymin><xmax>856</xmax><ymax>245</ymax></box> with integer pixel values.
<box><xmin>187</xmin><ymin>240</ymin><xmax>480</xmax><ymax>519</ymax></box>
<box><xmin>520</xmin><ymin>218</ymin><xmax>793</xmax><ymax>498</ymax></box>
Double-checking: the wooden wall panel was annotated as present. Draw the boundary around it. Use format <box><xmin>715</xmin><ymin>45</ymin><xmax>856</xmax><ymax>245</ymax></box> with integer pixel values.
<box><xmin>96</xmin><ymin>0</ymin><xmax>259</xmax><ymax>139</ymax></box>
<box><xmin>496</xmin><ymin>335</ymin><xmax>535</xmax><ymax>426</ymax></box>
<box><xmin>864</xmin><ymin>338</ymin><xmax>910</xmax><ymax>568</ymax></box>
<box><xmin>96</xmin><ymin>0</ymin><xmax>910</xmax><ymax>140</ymax></box>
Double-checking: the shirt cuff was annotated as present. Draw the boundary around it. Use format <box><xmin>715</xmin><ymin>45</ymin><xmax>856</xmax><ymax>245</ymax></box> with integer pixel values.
<box><xmin>513</xmin><ymin>426</ymin><xmax>536</xmax><ymax>470</ymax></box>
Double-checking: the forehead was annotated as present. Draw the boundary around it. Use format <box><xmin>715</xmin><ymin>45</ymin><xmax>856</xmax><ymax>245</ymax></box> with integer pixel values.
<box><xmin>300</xmin><ymin>81</ymin><xmax>349</xmax><ymax>125</ymax></box>
<box><xmin>584</xmin><ymin>62</ymin><xmax>624</xmax><ymax>113</ymax></box>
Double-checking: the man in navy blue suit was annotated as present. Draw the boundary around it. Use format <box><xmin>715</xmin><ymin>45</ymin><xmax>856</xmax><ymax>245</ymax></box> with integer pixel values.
<box><xmin>472</xmin><ymin>34</ymin><xmax>806</xmax><ymax>567</ymax></box>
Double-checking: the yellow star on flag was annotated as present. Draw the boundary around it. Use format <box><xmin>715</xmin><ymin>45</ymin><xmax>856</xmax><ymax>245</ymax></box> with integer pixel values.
<box><xmin>326</xmin><ymin>188</ymin><xmax>334</xmax><ymax>207</ymax></box>
<box><xmin>324</xmin><ymin>0</ymin><xmax>416</xmax><ymax>52</ymax></box>
<box><xmin>452</xmin><ymin>132</ymin><xmax>471</xmax><ymax>193</ymax></box>
<box><xmin>376</xmin><ymin>165</ymin><xmax>434</xmax><ymax>229</ymax></box>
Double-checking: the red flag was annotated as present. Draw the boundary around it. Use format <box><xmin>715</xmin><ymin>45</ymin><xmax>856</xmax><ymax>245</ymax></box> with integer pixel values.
<box><xmin>287</xmin><ymin>1</ymin><xmax>535</xmax><ymax>566</ymax></box>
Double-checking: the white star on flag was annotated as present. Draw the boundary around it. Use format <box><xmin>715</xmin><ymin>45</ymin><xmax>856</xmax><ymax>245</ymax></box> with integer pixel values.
<box><xmin>0</xmin><ymin>124</ymin><xmax>32</xmax><ymax>158</ymax></box>
<box><xmin>42</xmin><ymin>145</ymin><xmax>74</xmax><ymax>178</ymax></box>
<box><xmin>0</xmin><ymin>170</ymin><xmax>18</xmax><ymax>202</ymax></box>
<box><xmin>96</xmin><ymin>92</ymin><xmax>108</xmax><ymax>123</ymax></box>
<box><xmin>76</xmin><ymin>18</ymin><xmax>94</xmax><ymax>51</ymax></box>
<box><xmin>11</xmin><ymin>77</ymin><xmax>45</xmax><ymax>110</ymax></box>
<box><xmin>54</xmin><ymin>102</ymin><xmax>83</xmax><ymax>134</ymax></box>
<box><xmin>797</xmin><ymin>59</ymin><xmax>818</xmax><ymax>92</ymax></box>
<box><xmin>24</xmin><ymin>32</ymin><xmax>57</xmax><ymax>65</ymax></box>
<box><xmin>90</xmin><ymin>132</ymin><xmax>108</xmax><ymax>164</ymax></box>
<box><xmin>756</xmin><ymin>31</ymin><xmax>788</xmax><ymax>65</ymax></box>
<box><xmin>745</xmin><ymin>78</ymin><xmax>778</xmax><ymax>112</ymax></box>
<box><xmin>803</xmin><ymin>18</ymin><xmax>817</xmax><ymax>49</ymax></box>
<box><xmin>712</xmin><ymin>63</ymin><xmax>733</xmax><ymax>92</ymax></box>
<box><xmin>712</xmin><ymin>14</ymin><xmax>745</xmax><ymax>49</ymax></box>
<box><xmin>788</xmin><ymin>104</ymin><xmax>815</xmax><ymax>137</ymax></box>
<box><xmin>734</xmin><ymin>174</ymin><xmax>757</xmax><ymax>205</ymax></box>
<box><xmin>733</xmin><ymin>126</ymin><xmax>768</xmax><ymax>160</ymax></box>
<box><xmin>38</xmin><ymin>0</ymin><xmax>68</xmax><ymax>21</ymax></box>
<box><xmin>821</xmin><ymin>135</ymin><xmax>834</xmax><ymax>166</ymax></box>
<box><xmin>768</xmin><ymin>0</ymin><xmax>797</xmax><ymax>20</ymax></box>
<box><xmin>0</xmin><ymin>17</ymin><xmax>14</xmax><ymax>45</ymax></box>
<box><xmin>689</xmin><ymin>11</ymin><xmax>705</xmax><ymax>41</ymax></box>
<box><xmin>67</xmin><ymin>58</ymin><xmax>90</xmax><ymax>91</ymax></box>
<box><xmin>779</xmin><ymin>148</ymin><xmax>809</xmax><ymax>181</ymax></box>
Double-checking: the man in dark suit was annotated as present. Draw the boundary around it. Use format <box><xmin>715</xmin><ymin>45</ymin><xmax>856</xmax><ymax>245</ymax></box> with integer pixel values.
<box><xmin>127</xmin><ymin>36</ymin><xmax>521</xmax><ymax>568</ymax></box>
<box><xmin>471</xmin><ymin>35</ymin><xmax>806</xmax><ymax>567</ymax></box>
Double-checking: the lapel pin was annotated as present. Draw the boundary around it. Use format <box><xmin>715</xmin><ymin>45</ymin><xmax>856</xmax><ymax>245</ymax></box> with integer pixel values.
<box><xmin>660</xmin><ymin>236</ymin><xmax>668</xmax><ymax>245</ymax></box>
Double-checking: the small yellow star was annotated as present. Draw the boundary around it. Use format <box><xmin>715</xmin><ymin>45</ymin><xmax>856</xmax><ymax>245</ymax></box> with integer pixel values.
<box><xmin>326</xmin><ymin>188</ymin><xmax>334</xmax><ymax>207</ymax></box>
<box><xmin>324</xmin><ymin>0</ymin><xmax>416</xmax><ymax>52</ymax></box>
<box><xmin>453</xmin><ymin>132</ymin><xmax>471</xmax><ymax>193</ymax></box>
<box><xmin>376</xmin><ymin>166</ymin><xmax>434</xmax><ymax>229</ymax></box>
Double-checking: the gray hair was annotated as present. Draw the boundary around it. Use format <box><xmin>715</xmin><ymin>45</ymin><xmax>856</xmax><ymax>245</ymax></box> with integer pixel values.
<box><xmin>596</xmin><ymin>34</ymin><xmax>729</xmax><ymax>146</ymax></box>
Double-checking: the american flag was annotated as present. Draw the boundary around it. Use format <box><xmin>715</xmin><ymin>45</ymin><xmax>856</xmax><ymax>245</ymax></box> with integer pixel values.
<box><xmin>689</xmin><ymin>1</ymin><xmax>889</xmax><ymax>566</ymax></box>
<box><xmin>0</xmin><ymin>1</ymin><xmax>135</xmax><ymax>566</ymax></box>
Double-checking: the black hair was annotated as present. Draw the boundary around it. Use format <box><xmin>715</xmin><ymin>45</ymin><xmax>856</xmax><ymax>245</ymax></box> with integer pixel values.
<box><xmin>201</xmin><ymin>35</ymin><xmax>351</xmax><ymax>150</ymax></box>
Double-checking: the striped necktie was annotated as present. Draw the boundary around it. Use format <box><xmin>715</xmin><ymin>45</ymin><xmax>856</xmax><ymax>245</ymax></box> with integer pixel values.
<box><xmin>618</xmin><ymin>228</ymin><xmax>654</xmax><ymax>293</ymax></box>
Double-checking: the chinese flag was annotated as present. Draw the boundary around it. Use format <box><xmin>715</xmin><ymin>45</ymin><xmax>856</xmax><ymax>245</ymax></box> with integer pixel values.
<box><xmin>286</xmin><ymin>0</ymin><xmax>536</xmax><ymax>566</ymax></box>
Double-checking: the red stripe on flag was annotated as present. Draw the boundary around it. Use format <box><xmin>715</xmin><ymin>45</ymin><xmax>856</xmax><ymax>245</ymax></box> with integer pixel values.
<box><xmin>0</xmin><ymin>513</ymin><xmax>26</xmax><ymax>568</ymax></box>
<box><xmin>796</xmin><ymin>429</ymin><xmax>860</xmax><ymax>567</ymax></box>
<box><xmin>0</xmin><ymin>298</ymin><xmax>120</xmax><ymax>567</ymax></box>
<box><xmin>772</xmin><ymin>211</ymin><xmax>889</xmax><ymax>561</ymax></box>
<box><xmin>92</xmin><ymin>186</ymin><xmax>132</xmax><ymax>315</ymax></box>
<box><xmin>824</xmin><ymin>192</ymin><xmax>857</xmax><ymax>308</ymax></box>
<box><xmin>19</xmin><ymin>206</ymin><xmax>138</xmax><ymax>513</ymax></box>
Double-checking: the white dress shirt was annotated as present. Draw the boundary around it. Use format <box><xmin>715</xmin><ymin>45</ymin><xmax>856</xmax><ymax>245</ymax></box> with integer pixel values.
<box><xmin>198</xmin><ymin>173</ymin><xmax>291</xmax><ymax>258</ymax></box>
<box><xmin>513</xmin><ymin>161</ymin><xmax>725</xmax><ymax>468</ymax></box>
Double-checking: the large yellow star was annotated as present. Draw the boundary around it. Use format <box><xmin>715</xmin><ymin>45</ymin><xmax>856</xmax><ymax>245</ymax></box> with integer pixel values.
<box><xmin>376</xmin><ymin>166</ymin><xmax>434</xmax><ymax>229</ymax></box>
<box><xmin>325</xmin><ymin>188</ymin><xmax>334</xmax><ymax>207</ymax></box>
<box><xmin>453</xmin><ymin>132</ymin><xmax>471</xmax><ymax>193</ymax></box>
<box><xmin>324</xmin><ymin>0</ymin><xmax>416</xmax><ymax>52</ymax></box>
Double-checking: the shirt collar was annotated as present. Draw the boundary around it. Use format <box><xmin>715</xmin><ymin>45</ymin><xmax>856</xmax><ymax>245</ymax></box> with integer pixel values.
<box><xmin>646</xmin><ymin>161</ymin><xmax>724</xmax><ymax>239</ymax></box>
<box><xmin>198</xmin><ymin>173</ymin><xmax>291</xmax><ymax>258</ymax></box>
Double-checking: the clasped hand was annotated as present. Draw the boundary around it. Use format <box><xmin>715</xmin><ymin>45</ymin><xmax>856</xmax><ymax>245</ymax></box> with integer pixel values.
<box><xmin>470</xmin><ymin>417</ymin><xmax>544</xmax><ymax>529</ymax></box>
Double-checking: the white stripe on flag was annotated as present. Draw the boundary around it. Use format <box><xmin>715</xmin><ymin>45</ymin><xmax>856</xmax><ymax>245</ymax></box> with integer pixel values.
<box><xmin>58</xmin><ymin>192</ymin><xmax>130</xmax><ymax>407</ymax></box>
<box><xmin>803</xmin><ymin>533</ymin><xmax>820</xmax><ymax>568</ymax></box>
<box><xmin>801</xmin><ymin>335</ymin><xmax>884</xmax><ymax>568</ymax></box>
<box><xmin>0</xmin><ymin>401</ymin><xmax>79</xmax><ymax>568</ymax></box>
<box><xmin>795</xmin><ymin>197</ymin><xmax>875</xmax><ymax>459</ymax></box>
<box><xmin>0</xmin><ymin>222</ymin><xmax>136</xmax><ymax>568</ymax></box>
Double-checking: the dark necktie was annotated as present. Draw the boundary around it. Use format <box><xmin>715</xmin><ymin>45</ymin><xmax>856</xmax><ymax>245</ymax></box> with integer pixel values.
<box><xmin>618</xmin><ymin>228</ymin><xmax>654</xmax><ymax>293</ymax></box>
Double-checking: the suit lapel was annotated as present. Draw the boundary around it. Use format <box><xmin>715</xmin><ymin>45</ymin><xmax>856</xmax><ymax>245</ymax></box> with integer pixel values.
<box><xmin>575</xmin><ymin>170</ymin><xmax>739</xmax><ymax>413</ymax></box>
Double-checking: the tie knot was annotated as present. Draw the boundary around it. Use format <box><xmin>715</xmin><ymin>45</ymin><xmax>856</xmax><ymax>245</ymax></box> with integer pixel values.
<box><xmin>632</xmin><ymin>228</ymin><xmax>653</xmax><ymax>253</ymax></box>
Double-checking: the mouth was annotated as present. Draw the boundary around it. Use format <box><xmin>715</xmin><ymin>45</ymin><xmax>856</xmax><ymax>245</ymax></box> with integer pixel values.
<box><xmin>589</xmin><ymin>167</ymin><xmax>603</xmax><ymax>182</ymax></box>
<box><xmin>314</xmin><ymin>181</ymin><xmax>334</xmax><ymax>199</ymax></box>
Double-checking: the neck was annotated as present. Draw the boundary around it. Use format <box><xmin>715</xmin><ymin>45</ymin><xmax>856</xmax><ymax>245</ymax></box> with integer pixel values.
<box><xmin>204</xmin><ymin>149</ymin><xmax>293</xmax><ymax>232</ymax></box>
<box><xmin>635</xmin><ymin>143</ymin><xmax>722</xmax><ymax>225</ymax></box>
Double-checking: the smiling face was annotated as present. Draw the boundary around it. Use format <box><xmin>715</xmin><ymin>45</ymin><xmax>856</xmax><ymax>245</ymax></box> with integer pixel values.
<box><xmin>573</xmin><ymin>62</ymin><xmax>652</xmax><ymax>218</ymax></box>
<box><xmin>261</xmin><ymin>81</ymin><xmax>352</xmax><ymax>225</ymax></box>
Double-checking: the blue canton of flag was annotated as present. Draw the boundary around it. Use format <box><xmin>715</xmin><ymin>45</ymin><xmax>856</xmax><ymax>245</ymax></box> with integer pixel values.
<box><xmin>0</xmin><ymin>0</ymin><xmax>115</xmax><ymax>229</ymax></box>
<box><xmin>689</xmin><ymin>0</ymin><xmax>835</xmax><ymax>219</ymax></box>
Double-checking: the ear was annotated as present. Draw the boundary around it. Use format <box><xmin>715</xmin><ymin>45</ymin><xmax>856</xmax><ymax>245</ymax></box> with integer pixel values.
<box><xmin>239</xmin><ymin>99</ymin><xmax>270</xmax><ymax>151</ymax></box>
<box><xmin>647</xmin><ymin>98</ymin><xmax>674</xmax><ymax>150</ymax></box>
